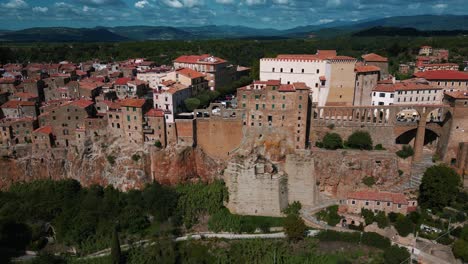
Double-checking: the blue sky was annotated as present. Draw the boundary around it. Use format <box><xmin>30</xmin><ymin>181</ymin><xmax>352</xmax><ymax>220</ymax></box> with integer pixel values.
<box><xmin>0</xmin><ymin>0</ymin><xmax>467</xmax><ymax>30</ymax></box>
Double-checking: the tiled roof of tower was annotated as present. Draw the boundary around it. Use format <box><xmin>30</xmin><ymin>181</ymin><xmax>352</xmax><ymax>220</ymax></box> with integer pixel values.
<box><xmin>176</xmin><ymin>68</ymin><xmax>205</xmax><ymax>79</ymax></box>
<box><xmin>34</xmin><ymin>125</ymin><xmax>53</xmax><ymax>134</ymax></box>
<box><xmin>355</xmin><ymin>65</ymin><xmax>381</xmax><ymax>73</ymax></box>
<box><xmin>102</xmin><ymin>100</ymin><xmax>121</xmax><ymax>109</ymax></box>
<box><xmin>326</xmin><ymin>55</ymin><xmax>356</xmax><ymax>60</ymax></box>
<box><xmin>174</xmin><ymin>54</ymin><xmax>226</xmax><ymax>64</ymax></box>
<box><xmin>348</xmin><ymin>190</ymin><xmax>408</xmax><ymax>205</ymax></box>
<box><xmin>119</xmin><ymin>98</ymin><xmax>146</xmax><ymax>108</ymax></box>
<box><xmin>275</xmin><ymin>54</ymin><xmax>321</xmax><ymax>60</ymax></box>
<box><xmin>362</xmin><ymin>53</ymin><xmax>388</xmax><ymax>62</ymax></box>
<box><xmin>278</xmin><ymin>84</ymin><xmax>295</xmax><ymax>92</ymax></box>
<box><xmin>266</xmin><ymin>80</ymin><xmax>281</xmax><ymax>86</ymax></box>
<box><xmin>414</xmin><ymin>70</ymin><xmax>468</xmax><ymax>80</ymax></box>
<box><xmin>316</xmin><ymin>50</ymin><xmax>337</xmax><ymax>59</ymax></box>
<box><xmin>145</xmin><ymin>108</ymin><xmax>165</xmax><ymax>117</ymax></box>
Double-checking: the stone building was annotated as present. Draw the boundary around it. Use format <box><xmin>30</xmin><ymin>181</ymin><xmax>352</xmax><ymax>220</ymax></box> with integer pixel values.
<box><xmin>143</xmin><ymin>108</ymin><xmax>166</xmax><ymax>146</ymax></box>
<box><xmin>153</xmin><ymin>83</ymin><xmax>191</xmax><ymax>123</ymax></box>
<box><xmin>237</xmin><ymin>80</ymin><xmax>310</xmax><ymax>149</ymax></box>
<box><xmin>165</xmin><ymin>68</ymin><xmax>208</xmax><ymax>95</ymax></box>
<box><xmin>344</xmin><ymin>190</ymin><xmax>417</xmax><ymax>215</ymax></box>
<box><xmin>38</xmin><ymin>99</ymin><xmax>96</xmax><ymax>147</ymax></box>
<box><xmin>419</xmin><ymin>45</ymin><xmax>433</xmax><ymax>56</ymax></box>
<box><xmin>0</xmin><ymin>117</ymin><xmax>37</xmax><ymax>145</ymax></box>
<box><xmin>414</xmin><ymin>71</ymin><xmax>468</xmax><ymax>92</ymax></box>
<box><xmin>326</xmin><ymin>56</ymin><xmax>357</xmax><ymax>106</ymax></box>
<box><xmin>354</xmin><ymin>65</ymin><xmax>380</xmax><ymax>106</ymax></box>
<box><xmin>414</xmin><ymin>63</ymin><xmax>459</xmax><ymax>73</ymax></box>
<box><xmin>32</xmin><ymin>125</ymin><xmax>54</xmax><ymax>152</ymax></box>
<box><xmin>174</xmin><ymin>54</ymin><xmax>237</xmax><ymax>90</ymax></box>
<box><xmin>361</xmin><ymin>53</ymin><xmax>388</xmax><ymax>78</ymax></box>
<box><xmin>22</xmin><ymin>79</ymin><xmax>45</xmax><ymax>101</ymax></box>
<box><xmin>119</xmin><ymin>98</ymin><xmax>151</xmax><ymax>144</ymax></box>
<box><xmin>1</xmin><ymin>100</ymin><xmax>37</xmax><ymax>118</ymax></box>
<box><xmin>0</xmin><ymin>77</ymin><xmax>19</xmax><ymax>94</ymax></box>
<box><xmin>114</xmin><ymin>78</ymin><xmax>147</xmax><ymax>99</ymax></box>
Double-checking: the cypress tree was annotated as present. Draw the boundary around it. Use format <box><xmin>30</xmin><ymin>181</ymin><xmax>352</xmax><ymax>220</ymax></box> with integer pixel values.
<box><xmin>111</xmin><ymin>226</ymin><xmax>121</xmax><ymax>264</ymax></box>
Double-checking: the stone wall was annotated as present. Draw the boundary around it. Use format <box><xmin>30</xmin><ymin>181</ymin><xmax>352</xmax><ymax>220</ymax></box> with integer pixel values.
<box><xmin>285</xmin><ymin>153</ymin><xmax>318</xmax><ymax>207</ymax></box>
<box><xmin>196</xmin><ymin>118</ymin><xmax>244</xmax><ymax>160</ymax></box>
<box><xmin>224</xmin><ymin>157</ymin><xmax>288</xmax><ymax>217</ymax></box>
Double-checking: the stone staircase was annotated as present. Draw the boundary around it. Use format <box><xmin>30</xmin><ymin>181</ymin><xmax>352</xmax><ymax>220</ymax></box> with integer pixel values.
<box><xmin>409</xmin><ymin>151</ymin><xmax>434</xmax><ymax>188</ymax></box>
<box><xmin>389</xmin><ymin>150</ymin><xmax>434</xmax><ymax>192</ymax></box>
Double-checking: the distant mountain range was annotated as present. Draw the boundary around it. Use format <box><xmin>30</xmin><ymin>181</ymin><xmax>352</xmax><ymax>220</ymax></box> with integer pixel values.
<box><xmin>0</xmin><ymin>15</ymin><xmax>466</xmax><ymax>42</ymax></box>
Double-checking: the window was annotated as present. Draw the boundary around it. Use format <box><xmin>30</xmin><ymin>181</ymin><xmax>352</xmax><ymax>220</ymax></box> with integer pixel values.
<box><xmin>127</xmin><ymin>115</ymin><xmax>130</xmax><ymax>121</ymax></box>
<box><xmin>290</xmin><ymin>68</ymin><xmax>293</xmax><ymax>73</ymax></box>
<box><xmin>262</xmin><ymin>104</ymin><xmax>265</xmax><ymax>109</ymax></box>
<box><xmin>387</xmin><ymin>202</ymin><xmax>390</xmax><ymax>206</ymax></box>
<box><xmin>316</xmin><ymin>69</ymin><xmax>319</xmax><ymax>74</ymax></box>
<box><xmin>255</xmin><ymin>104</ymin><xmax>259</xmax><ymax>110</ymax></box>
<box><xmin>282</xmin><ymin>95</ymin><xmax>285</xmax><ymax>100</ymax></box>
<box><xmin>351</xmin><ymin>200</ymin><xmax>356</xmax><ymax>205</ymax></box>
<box><xmin>302</xmin><ymin>69</ymin><xmax>304</xmax><ymax>73</ymax></box>
<box><xmin>280</xmin><ymin>68</ymin><xmax>283</xmax><ymax>73</ymax></box>
<box><xmin>398</xmin><ymin>204</ymin><xmax>401</xmax><ymax>208</ymax></box>
<box><xmin>299</xmin><ymin>96</ymin><xmax>302</xmax><ymax>100</ymax></box>
<box><xmin>390</xmin><ymin>94</ymin><xmax>394</xmax><ymax>98</ymax></box>
<box><xmin>298</xmin><ymin>104</ymin><xmax>302</xmax><ymax>109</ymax></box>
<box><xmin>242</xmin><ymin>94</ymin><xmax>246</xmax><ymax>99</ymax></box>
<box><xmin>365</xmin><ymin>201</ymin><xmax>369</xmax><ymax>206</ymax></box>
<box><xmin>272</xmin><ymin>95</ymin><xmax>275</xmax><ymax>100</ymax></box>
<box><xmin>377</xmin><ymin>202</ymin><xmax>380</xmax><ymax>205</ymax></box>
<box><xmin>272</xmin><ymin>104</ymin><xmax>275</xmax><ymax>109</ymax></box>
<box><xmin>255</xmin><ymin>95</ymin><xmax>260</xmax><ymax>100</ymax></box>
<box><xmin>272</xmin><ymin>68</ymin><xmax>275</xmax><ymax>72</ymax></box>
<box><xmin>282</xmin><ymin>104</ymin><xmax>285</xmax><ymax>109</ymax></box>
<box><xmin>379</xmin><ymin>93</ymin><xmax>385</xmax><ymax>98</ymax></box>
<box><xmin>315</xmin><ymin>83</ymin><xmax>318</xmax><ymax>88</ymax></box>
<box><xmin>242</xmin><ymin>103</ymin><xmax>246</xmax><ymax>108</ymax></box>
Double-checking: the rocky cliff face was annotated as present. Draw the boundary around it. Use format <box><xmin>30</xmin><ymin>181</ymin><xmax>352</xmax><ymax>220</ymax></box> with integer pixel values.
<box><xmin>0</xmin><ymin>136</ymin><xmax>221</xmax><ymax>190</ymax></box>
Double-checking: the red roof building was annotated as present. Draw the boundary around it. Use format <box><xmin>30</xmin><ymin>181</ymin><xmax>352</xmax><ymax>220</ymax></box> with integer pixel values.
<box><xmin>119</xmin><ymin>98</ymin><xmax>146</xmax><ymax>108</ymax></box>
<box><xmin>414</xmin><ymin>70</ymin><xmax>468</xmax><ymax>81</ymax></box>
<box><xmin>362</xmin><ymin>53</ymin><xmax>388</xmax><ymax>62</ymax></box>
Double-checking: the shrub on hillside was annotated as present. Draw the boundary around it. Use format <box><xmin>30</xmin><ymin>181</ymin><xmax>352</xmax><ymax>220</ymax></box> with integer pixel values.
<box><xmin>346</xmin><ymin>131</ymin><xmax>373</xmax><ymax>150</ymax></box>
<box><xmin>375</xmin><ymin>211</ymin><xmax>389</xmax><ymax>229</ymax></box>
<box><xmin>361</xmin><ymin>208</ymin><xmax>375</xmax><ymax>225</ymax></box>
<box><xmin>396</xmin><ymin>145</ymin><xmax>414</xmax><ymax>158</ymax></box>
<box><xmin>362</xmin><ymin>232</ymin><xmax>391</xmax><ymax>249</ymax></box>
<box><xmin>419</xmin><ymin>165</ymin><xmax>461</xmax><ymax>211</ymax></box>
<box><xmin>322</xmin><ymin>133</ymin><xmax>343</xmax><ymax>150</ymax></box>
<box><xmin>374</xmin><ymin>144</ymin><xmax>386</xmax><ymax>150</ymax></box>
<box><xmin>383</xmin><ymin>245</ymin><xmax>410</xmax><ymax>264</ymax></box>
<box><xmin>362</xmin><ymin>176</ymin><xmax>376</xmax><ymax>187</ymax></box>
<box><xmin>394</xmin><ymin>215</ymin><xmax>414</xmax><ymax>237</ymax></box>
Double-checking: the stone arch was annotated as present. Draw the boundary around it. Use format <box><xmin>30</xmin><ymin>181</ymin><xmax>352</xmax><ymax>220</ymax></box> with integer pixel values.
<box><xmin>395</xmin><ymin>128</ymin><xmax>440</xmax><ymax>145</ymax></box>
<box><xmin>396</xmin><ymin>107</ymin><xmax>421</xmax><ymax>123</ymax></box>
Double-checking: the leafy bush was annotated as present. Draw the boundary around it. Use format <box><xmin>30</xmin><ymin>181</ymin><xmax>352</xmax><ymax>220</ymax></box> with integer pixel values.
<box><xmin>315</xmin><ymin>141</ymin><xmax>324</xmax><ymax>148</ymax></box>
<box><xmin>362</xmin><ymin>232</ymin><xmax>391</xmax><ymax>249</ymax></box>
<box><xmin>374</xmin><ymin>144</ymin><xmax>386</xmax><ymax>150</ymax></box>
<box><xmin>154</xmin><ymin>140</ymin><xmax>162</xmax><ymax>148</ymax></box>
<box><xmin>383</xmin><ymin>245</ymin><xmax>410</xmax><ymax>264</ymax></box>
<box><xmin>398</xmin><ymin>169</ymin><xmax>404</xmax><ymax>176</ymax></box>
<box><xmin>316</xmin><ymin>205</ymin><xmax>342</xmax><ymax>226</ymax></box>
<box><xmin>362</xmin><ymin>176</ymin><xmax>376</xmax><ymax>187</ymax></box>
<box><xmin>394</xmin><ymin>215</ymin><xmax>414</xmax><ymax>237</ymax></box>
<box><xmin>107</xmin><ymin>155</ymin><xmax>116</xmax><ymax>165</ymax></box>
<box><xmin>316</xmin><ymin>230</ymin><xmax>360</xmax><ymax>243</ymax></box>
<box><xmin>322</xmin><ymin>133</ymin><xmax>343</xmax><ymax>150</ymax></box>
<box><xmin>131</xmin><ymin>154</ymin><xmax>141</xmax><ymax>162</ymax></box>
<box><xmin>282</xmin><ymin>201</ymin><xmax>302</xmax><ymax>216</ymax></box>
<box><xmin>208</xmin><ymin>208</ymin><xmax>284</xmax><ymax>233</ymax></box>
<box><xmin>361</xmin><ymin>208</ymin><xmax>375</xmax><ymax>226</ymax></box>
<box><xmin>375</xmin><ymin>211</ymin><xmax>389</xmax><ymax>229</ymax></box>
<box><xmin>388</xmin><ymin>212</ymin><xmax>402</xmax><ymax>223</ymax></box>
<box><xmin>184</xmin><ymin>98</ymin><xmax>201</xmax><ymax>112</ymax></box>
<box><xmin>396</xmin><ymin>145</ymin><xmax>414</xmax><ymax>159</ymax></box>
<box><xmin>453</xmin><ymin>239</ymin><xmax>468</xmax><ymax>262</ymax></box>
<box><xmin>346</xmin><ymin>131</ymin><xmax>373</xmax><ymax>150</ymax></box>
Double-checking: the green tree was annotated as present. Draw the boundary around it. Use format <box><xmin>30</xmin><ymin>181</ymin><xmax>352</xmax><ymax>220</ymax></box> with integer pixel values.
<box><xmin>383</xmin><ymin>245</ymin><xmax>410</xmax><ymax>264</ymax></box>
<box><xmin>419</xmin><ymin>165</ymin><xmax>461</xmax><ymax>211</ymax></box>
<box><xmin>396</xmin><ymin>145</ymin><xmax>414</xmax><ymax>159</ymax></box>
<box><xmin>282</xmin><ymin>201</ymin><xmax>302</xmax><ymax>216</ymax></box>
<box><xmin>453</xmin><ymin>239</ymin><xmax>468</xmax><ymax>262</ymax></box>
<box><xmin>154</xmin><ymin>140</ymin><xmax>162</xmax><ymax>148</ymax></box>
<box><xmin>375</xmin><ymin>211</ymin><xmax>389</xmax><ymax>229</ymax></box>
<box><xmin>111</xmin><ymin>227</ymin><xmax>121</xmax><ymax>264</ymax></box>
<box><xmin>361</xmin><ymin>208</ymin><xmax>375</xmax><ymax>226</ymax></box>
<box><xmin>322</xmin><ymin>133</ymin><xmax>343</xmax><ymax>150</ymax></box>
<box><xmin>283</xmin><ymin>214</ymin><xmax>307</xmax><ymax>241</ymax></box>
<box><xmin>394</xmin><ymin>215</ymin><xmax>414</xmax><ymax>237</ymax></box>
<box><xmin>184</xmin><ymin>98</ymin><xmax>201</xmax><ymax>112</ymax></box>
<box><xmin>346</xmin><ymin>131</ymin><xmax>373</xmax><ymax>150</ymax></box>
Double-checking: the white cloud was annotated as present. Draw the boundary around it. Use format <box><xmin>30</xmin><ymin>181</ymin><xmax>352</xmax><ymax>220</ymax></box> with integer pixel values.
<box><xmin>32</xmin><ymin>6</ymin><xmax>49</xmax><ymax>13</ymax></box>
<box><xmin>216</xmin><ymin>0</ymin><xmax>234</xmax><ymax>4</ymax></box>
<box><xmin>273</xmin><ymin>0</ymin><xmax>288</xmax><ymax>4</ymax></box>
<box><xmin>318</xmin><ymin>18</ymin><xmax>334</xmax><ymax>24</ymax></box>
<box><xmin>433</xmin><ymin>3</ymin><xmax>447</xmax><ymax>9</ymax></box>
<box><xmin>135</xmin><ymin>0</ymin><xmax>149</xmax><ymax>8</ymax></box>
<box><xmin>2</xmin><ymin>0</ymin><xmax>28</xmax><ymax>9</ymax></box>
<box><xmin>163</xmin><ymin>0</ymin><xmax>184</xmax><ymax>8</ymax></box>
<box><xmin>55</xmin><ymin>2</ymin><xmax>74</xmax><ymax>8</ymax></box>
<box><xmin>245</xmin><ymin>0</ymin><xmax>266</xmax><ymax>5</ymax></box>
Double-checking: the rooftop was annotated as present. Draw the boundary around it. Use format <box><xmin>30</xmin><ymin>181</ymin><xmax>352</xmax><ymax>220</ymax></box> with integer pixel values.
<box><xmin>174</xmin><ymin>54</ymin><xmax>227</xmax><ymax>65</ymax></box>
<box><xmin>176</xmin><ymin>68</ymin><xmax>205</xmax><ymax>79</ymax></box>
<box><xmin>362</xmin><ymin>53</ymin><xmax>388</xmax><ymax>62</ymax></box>
<box><xmin>145</xmin><ymin>108</ymin><xmax>165</xmax><ymax>117</ymax></box>
<box><xmin>34</xmin><ymin>125</ymin><xmax>53</xmax><ymax>134</ymax></box>
<box><xmin>444</xmin><ymin>91</ymin><xmax>468</xmax><ymax>100</ymax></box>
<box><xmin>1</xmin><ymin>100</ymin><xmax>36</xmax><ymax>108</ymax></box>
<box><xmin>355</xmin><ymin>65</ymin><xmax>381</xmax><ymax>73</ymax></box>
<box><xmin>414</xmin><ymin>70</ymin><xmax>468</xmax><ymax>81</ymax></box>
<box><xmin>119</xmin><ymin>98</ymin><xmax>146</xmax><ymax>108</ymax></box>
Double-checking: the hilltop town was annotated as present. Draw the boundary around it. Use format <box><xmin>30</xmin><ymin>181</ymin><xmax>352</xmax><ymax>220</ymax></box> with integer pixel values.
<box><xmin>0</xmin><ymin>44</ymin><xmax>467</xmax><ymax>262</ymax></box>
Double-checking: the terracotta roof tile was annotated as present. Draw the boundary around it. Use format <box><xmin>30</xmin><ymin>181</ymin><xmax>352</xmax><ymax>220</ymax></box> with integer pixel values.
<box><xmin>362</xmin><ymin>53</ymin><xmax>388</xmax><ymax>62</ymax></box>
<box><xmin>292</xmin><ymin>82</ymin><xmax>309</xmax><ymax>90</ymax></box>
<box><xmin>70</xmin><ymin>99</ymin><xmax>94</xmax><ymax>108</ymax></box>
<box><xmin>266</xmin><ymin>80</ymin><xmax>281</xmax><ymax>86</ymax></box>
<box><xmin>414</xmin><ymin>70</ymin><xmax>468</xmax><ymax>81</ymax></box>
<box><xmin>176</xmin><ymin>68</ymin><xmax>205</xmax><ymax>79</ymax></box>
<box><xmin>119</xmin><ymin>98</ymin><xmax>146</xmax><ymax>108</ymax></box>
<box><xmin>115</xmin><ymin>77</ymin><xmax>132</xmax><ymax>85</ymax></box>
<box><xmin>355</xmin><ymin>65</ymin><xmax>381</xmax><ymax>73</ymax></box>
<box><xmin>278</xmin><ymin>84</ymin><xmax>295</xmax><ymax>92</ymax></box>
<box><xmin>1</xmin><ymin>100</ymin><xmax>36</xmax><ymax>108</ymax></box>
<box><xmin>145</xmin><ymin>108</ymin><xmax>165</xmax><ymax>117</ymax></box>
<box><xmin>174</xmin><ymin>54</ymin><xmax>226</xmax><ymax>65</ymax></box>
<box><xmin>444</xmin><ymin>91</ymin><xmax>468</xmax><ymax>100</ymax></box>
<box><xmin>34</xmin><ymin>125</ymin><xmax>53</xmax><ymax>134</ymax></box>
<box><xmin>12</xmin><ymin>92</ymin><xmax>38</xmax><ymax>99</ymax></box>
